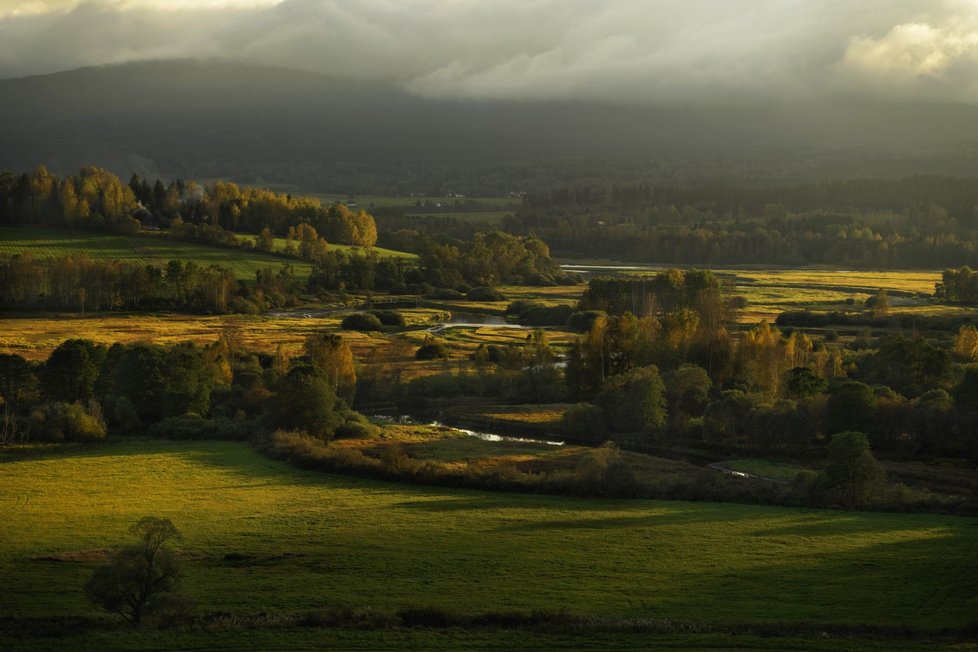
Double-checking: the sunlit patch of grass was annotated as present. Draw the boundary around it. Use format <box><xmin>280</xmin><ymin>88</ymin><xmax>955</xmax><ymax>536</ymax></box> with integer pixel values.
<box><xmin>469</xmin><ymin>404</ymin><xmax>573</xmax><ymax>427</ymax></box>
<box><xmin>721</xmin><ymin>458</ymin><xmax>810</xmax><ymax>482</ymax></box>
<box><xmin>268</xmin><ymin>236</ymin><xmax>415</xmax><ymax>260</ymax></box>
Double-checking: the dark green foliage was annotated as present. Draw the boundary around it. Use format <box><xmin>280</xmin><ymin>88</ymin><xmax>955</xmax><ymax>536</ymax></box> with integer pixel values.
<box><xmin>574</xmin><ymin>442</ymin><xmax>639</xmax><ymax>496</ymax></box>
<box><xmin>560</xmin><ymin>403</ymin><xmax>607</xmax><ymax>444</ymax></box>
<box><xmin>953</xmin><ymin>366</ymin><xmax>978</xmax><ymax>411</ymax></box>
<box><xmin>505</xmin><ymin>299</ymin><xmax>542</xmax><ymax>316</ymax></box>
<box><xmin>664</xmin><ymin>364</ymin><xmax>711</xmax><ymax>430</ymax></box>
<box><xmin>84</xmin><ymin>517</ymin><xmax>185</xmax><ymax>626</ymax></box>
<box><xmin>703</xmin><ymin>390</ymin><xmax>754</xmax><ymax>447</ymax></box>
<box><xmin>856</xmin><ymin>334</ymin><xmax>952</xmax><ymax>397</ymax></box>
<box><xmin>784</xmin><ymin>367</ymin><xmax>828</xmax><ymax>399</ymax></box>
<box><xmin>341</xmin><ymin>313</ymin><xmax>383</xmax><ymax>332</ymax></box>
<box><xmin>565</xmin><ymin>310</ymin><xmax>606</xmax><ymax>332</ymax></box>
<box><xmin>594</xmin><ymin>365</ymin><xmax>667</xmax><ymax>434</ymax></box>
<box><xmin>825</xmin><ymin>381</ymin><xmax>877</xmax><ymax>435</ymax></box>
<box><xmin>146</xmin><ymin>415</ymin><xmax>255</xmax><ymax>440</ymax></box>
<box><xmin>415</xmin><ymin>340</ymin><xmax>450</xmax><ymax>360</ymax></box>
<box><xmin>369</xmin><ymin>309</ymin><xmax>405</xmax><ymax>327</ymax></box>
<box><xmin>98</xmin><ymin>342</ymin><xmax>215</xmax><ymax>426</ymax></box>
<box><xmin>579</xmin><ymin>270</ymin><xmax>723</xmax><ymax>317</ymax></box>
<box><xmin>911</xmin><ymin>389</ymin><xmax>956</xmax><ymax>455</ymax></box>
<box><xmin>825</xmin><ymin>432</ymin><xmax>884</xmax><ymax>507</ymax></box>
<box><xmin>516</xmin><ymin>179</ymin><xmax>978</xmax><ymax>268</ymax></box>
<box><xmin>466</xmin><ymin>286</ymin><xmax>505</xmax><ymax>302</ymax></box>
<box><xmin>0</xmin><ymin>353</ymin><xmax>35</xmax><ymax>409</ymax></box>
<box><xmin>308</xmin><ymin>251</ymin><xmax>408</xmax><ymax>294</ymax></box>
<box><xmin>41</xmin><ymin>340</ymin><xmax>105</xmax><ymax>403</ymax></box>
<box><xmin>517</xmin><ymin>304</ymin><xmax>574</xmax><ymax>326</ymax></box>
<box><xmin>0</xmin><ymin>253</ymin><xmax>271</xmax><ymax>314</ymax></box>
<box><xmin>267</xmin><ymin>366</ymin><xmax>343</xmax><ymax>440</ymax></box>
<box><xmin>937</xmin><ymin>266</ymin><xmax>978</xmax><ymax>304</ymax></box>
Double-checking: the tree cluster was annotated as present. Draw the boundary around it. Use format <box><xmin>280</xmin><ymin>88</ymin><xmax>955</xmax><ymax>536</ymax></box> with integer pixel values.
<box><xmin>0</xmin><ymin>254</ymin><xmax>301</xmax><ymax>314</ymax></box>
<box><xmin>936</xmin><ymin>266</ymin><xmax>978</xmax><ymax>304</ymax></box>
<box><xmin>0</xmin><ymin>167</ymin><xmax>379</xmax><ymax>247</ymax></box>
<box><xmin>0</xmin><ymin>331</ymin><xmax>371</xmax><ymax>444</ymax></box>
<box><xmin>418</xmin><ymin>231</ymin><xmax>568</xmax><ymax>288</ymax></box>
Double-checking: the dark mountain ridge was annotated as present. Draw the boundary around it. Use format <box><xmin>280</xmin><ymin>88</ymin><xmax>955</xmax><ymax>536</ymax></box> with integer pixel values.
<box><xmin>5</xmin><ymin>59</ymin><xmax>978</xmax><ymax>192</ymax></box>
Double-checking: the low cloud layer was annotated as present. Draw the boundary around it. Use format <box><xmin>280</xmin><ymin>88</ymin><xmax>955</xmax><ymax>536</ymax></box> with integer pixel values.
<box><xmin>5</xmin><ymin>0</ymin><xmax>978</xmax><ymax>104</ymax></box>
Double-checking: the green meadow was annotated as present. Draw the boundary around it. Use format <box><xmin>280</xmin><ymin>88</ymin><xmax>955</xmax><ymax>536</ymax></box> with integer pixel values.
<box><xmin>0</xmin><ymin>227</ymin><xmax>414</xmax><ymax>281</ymax></box>
<box><xmin>1</xmin><ymin>440</ymin><xmax>976</xmax><ymax>650</ymax></box>
<box><xmin>0</xmin><ymin>226</ymin><xmax>314</xmax><ymax>280</ymax></box>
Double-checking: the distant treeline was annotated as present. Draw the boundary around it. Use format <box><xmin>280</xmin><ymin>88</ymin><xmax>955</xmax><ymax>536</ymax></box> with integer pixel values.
<box><xmin>0</xmin><ymin>254</ymin><xmax>302</xmax><ymax>313</ymax></box>
<box><xmin>0</xmin><ymin>166</ymin><xmax>377</xmax><ymax>246</ymax></box>
<box><xmin>506</xmin><ymin>176</ymin><xmax>978</xmax><ymax>267</ymax></box>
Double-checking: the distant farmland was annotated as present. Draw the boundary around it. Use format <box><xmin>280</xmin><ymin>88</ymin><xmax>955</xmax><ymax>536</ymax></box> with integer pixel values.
<box><xmin>0</xmin><ymin>227</ymin><xmax>414</xmax><ymax>281</ymax></box>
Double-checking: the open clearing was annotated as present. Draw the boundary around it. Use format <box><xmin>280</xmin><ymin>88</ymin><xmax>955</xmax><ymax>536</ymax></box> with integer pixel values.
<box><xmin>2</xmin><ymin>440</ymin><xmax>976</xmax><ymax>632</ymax></box>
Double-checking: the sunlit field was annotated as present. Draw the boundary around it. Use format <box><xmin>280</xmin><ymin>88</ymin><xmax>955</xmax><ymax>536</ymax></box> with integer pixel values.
<box><xmin>1</xmin><ymin>441</ymin><xmax>976</xmax><ymax>650</ymax></box>
<box><xmin>0</xmin><ymin>226</ymin><xmax>314</xmax><ymax>280</ymax></box>
<box><xmin>574</xmin><ymin>265</ymin><xmax>944</xmax><ymax>321</ymax></box>
<box><xmin>0</xmin><ymin>227</ymin><xmax>414</xmax><ymax>281</ymax></box>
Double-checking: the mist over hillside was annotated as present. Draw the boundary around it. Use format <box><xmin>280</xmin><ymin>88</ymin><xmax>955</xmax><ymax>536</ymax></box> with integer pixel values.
<box><xmin>5</xmin><ymin>59</ymin><xmax>978</xmax><ymax>193</ymax></box>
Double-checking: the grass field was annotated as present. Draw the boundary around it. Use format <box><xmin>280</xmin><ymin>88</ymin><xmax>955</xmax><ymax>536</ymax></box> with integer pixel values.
<box><xmin>569</xmin><ymin>264</ymin><xmax>946</xmax><ymax>322</ymax></box>
<box><xmin>268</xmin><ymin>235</ymin><xmax>415</xmax><ymax>260</ymax></box>
<box><xmin>1</xmin><ymin>441</ymin><xmax>976</xmax><ymax>632</ymax></box>
<box><xmin>0</xmin><ymin>227</ymin><xmax>416</xmax><ymax>280</ymax></box>
<box><xmin>0</xmin><ymin>309</ymin><xmax>452</xmax><ymax>361</ymax></box>
<box><xmin>0</xmin><ymin>227</ymin><xmax>314</xmax><ymax>281</ymax></box>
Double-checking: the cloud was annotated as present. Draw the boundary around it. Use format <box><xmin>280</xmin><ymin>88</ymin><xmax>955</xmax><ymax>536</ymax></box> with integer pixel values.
<box><xmin>5</xmin><ymin>0</ymin><xmax>978</xmax><ymax>104</ymax></box>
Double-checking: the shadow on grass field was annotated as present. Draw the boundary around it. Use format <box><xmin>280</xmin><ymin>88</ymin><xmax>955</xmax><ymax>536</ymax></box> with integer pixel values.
<box><xmin>1</xmin><ymin>440</ymin><xmax>976</xmax><ymax>650</ymax></box>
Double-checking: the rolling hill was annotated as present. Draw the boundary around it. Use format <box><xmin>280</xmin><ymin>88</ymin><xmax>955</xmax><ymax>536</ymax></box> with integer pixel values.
<box><xmin>5</xmin><ymin>60</ymin><xmax>978</xmax><ymax>193</ymax></box>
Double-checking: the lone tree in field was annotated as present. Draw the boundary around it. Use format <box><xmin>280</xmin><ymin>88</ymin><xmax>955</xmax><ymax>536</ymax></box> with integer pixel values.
<box><xmin>84</xmin><ymin>517</ymin><xmax>183</xmax><ymax>625</ymax></box>
<box><xmin>825</xmin><ymin>431</ymin><xmax>884</xmax><ymax>507</ymax></box>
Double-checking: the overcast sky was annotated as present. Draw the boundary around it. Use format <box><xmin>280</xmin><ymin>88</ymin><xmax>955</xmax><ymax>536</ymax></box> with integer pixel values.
<box><xmin>4</xmin><ymin>0</ymin><xmax>978</xmax><ymax>104</ymax></box>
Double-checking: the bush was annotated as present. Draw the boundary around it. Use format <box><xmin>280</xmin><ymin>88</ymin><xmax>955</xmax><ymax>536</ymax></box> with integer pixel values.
<box><xmin>524</xmin><ymin>273</ymin><xmax>556</xmax><ymax>286</ymax></box>
<box><xmin>341</xmin><ymin>313</ymin><xmax>383</xmax><ymax>332</ymax></box>
<box><xmin>565</xmin><ymin>310</ymin><xmax>606</xmax><ymax>332</ymax></box>
<box><xmin>560</xmin><ymin>403</ymin><xmax>607</xmax><ymax>444</ymax></box>
<box><xmin>335</xmin><ymin>414</ymin><xmax>380</xmax><ymax>439</ymax></box>
<box><xmin>62</xmin><ymin>402</ymin><xmax>107</xmax><ymax>441</ymax></box>
<box><xmin>518</xmin><ymin>305</ymin><xmax>574</xmax><ymax>326</ymax></box>
<box><xmin>466</xmin><ymin>286</ymin><xmax>505</xmax><ymax>302</ymax></box>
<box><xmin>415</xmin><ymin>341</ymin><xmax>450</xmax><ymax>360</ymax></box>
<box><xmin>505</xmin><ymin>299</ymin><xmax>543</xmax><ymax>316</ymax></box>
<box><xmin>369</xmin><ymin>309</ymin><xmax>406</xmax><ymax>327</ymax></box>
<box><xmin>29</xmin><ymin>401</ymin><xmax>106</xmax><ymax>442</ymax></box>
<box><xmin>428</xmin><ymin>288</ymin><xmax>464</xmax><ymax>300</ymax></box>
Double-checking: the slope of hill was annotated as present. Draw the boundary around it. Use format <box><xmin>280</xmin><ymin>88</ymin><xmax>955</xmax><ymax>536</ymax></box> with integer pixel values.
<box><xmin>5</xmin><ymin>60</ymin><xmax>978</xmax><ymax>192</ymax></box>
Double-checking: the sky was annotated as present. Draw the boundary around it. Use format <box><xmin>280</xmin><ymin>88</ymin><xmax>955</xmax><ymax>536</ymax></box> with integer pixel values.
<box><xmin>3</xmin><ymin>0</ymin><xmax>978</xmax><ymax>105</ymax></box>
